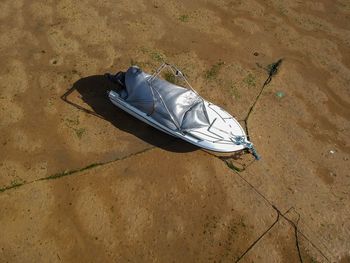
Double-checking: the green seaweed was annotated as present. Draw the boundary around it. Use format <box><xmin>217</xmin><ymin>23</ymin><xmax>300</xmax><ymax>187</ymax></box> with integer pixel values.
<box><xmin>243</xmin><ymin>73</ymin><xmax>256</xmax><ymax>87</ymax></box>
<box><xmin>75</xmin><ymin>128</ymin><xmax>86</xmax><ymax>139</ymax></box>
<box><xmin>150</xmin><ymin>51</ymin><xmax>165</xmax><ymax>62</ymax></box>
<box><xmin>0</xmin><ymin>180</ymin><xmax>25</xmax><ymax>193</ymax></box>
<box><xmin>65</xmin><ymin>117</ymin><xmax>79</xmax><ymax>126</ymax></box>
<box><xmin>163</xmin><ymin>72</ymin><xmax>176</xmax><ymax>84</ymax></box>
<box><xmin>43</xmin><ymin>162</ymin><xmax>101</xmax><ymax>181</ymax></box>
<box><xmin>229</xmin><ymin>84</ymin><xmax>241</xmax><ymax>99</ymax></box>
<box><xmin>205</xmin><ymin>62</ymin><xmax>224</xmax><ymax>80</ymax></box>
<box><xmin>179</xmin><ymin>14</ymin><xmax>189</xmax><ymax>22</ymax></box>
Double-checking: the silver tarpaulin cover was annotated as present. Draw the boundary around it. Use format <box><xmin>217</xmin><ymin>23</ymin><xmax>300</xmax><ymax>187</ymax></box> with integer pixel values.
<box><xmin>125</xmin><ymin>66</ymin><xmax>209</xmax><ymax>131</ymax></box>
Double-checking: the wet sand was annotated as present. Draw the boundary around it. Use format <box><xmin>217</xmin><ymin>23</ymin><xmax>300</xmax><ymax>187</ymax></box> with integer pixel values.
<box><xmin>0</xmin><ymin>0</ymin><xmax>349</xmax><ymax>262</ymax></box>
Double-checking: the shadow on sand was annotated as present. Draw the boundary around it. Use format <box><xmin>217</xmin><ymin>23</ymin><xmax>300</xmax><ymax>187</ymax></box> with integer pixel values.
<box><xmin>61</xmin><ymin>74</ymin><xmax>198</xmax><ymax>153</ymax></box>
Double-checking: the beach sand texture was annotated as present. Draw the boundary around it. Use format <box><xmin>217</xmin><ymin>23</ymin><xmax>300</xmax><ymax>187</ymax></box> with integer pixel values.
<box><xmin>0</xmin><ymin>0</ymin><xmax>349</xmax><ymax>262</ymax></box>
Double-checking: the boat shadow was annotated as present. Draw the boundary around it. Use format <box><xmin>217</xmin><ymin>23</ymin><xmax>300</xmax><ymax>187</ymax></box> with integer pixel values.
<box><xmin>61</xmin><ymin>75</ymin><xmax>198</xmax><ymax>153</ymax></box>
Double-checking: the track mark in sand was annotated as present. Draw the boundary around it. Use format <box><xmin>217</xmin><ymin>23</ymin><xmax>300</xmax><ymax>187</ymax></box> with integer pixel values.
<box><xmin>222</xmin><ymin>161</ymin><xmax>332</xmax><ymax>263</ymax></box>
<box><xmin>0</xmin><ymin>146</ymin><xmax>156</xmax><ymax>193</ymax></box>
<box><xmin>235</xmin><ymin>208</ymin><xmax>280</xmax><ymax>262</ymax></box>
<box><xmin>202</xmin><ymin>151</ymin><xmax>310</xmax><ymax>262</ymax></box>
<box><xmin>235</xmin><ymin>205</ymin><xmax>307</xmax><ymax>263</ymax></box>
<box><xmin>41</xmin><ymin>145</ymin><xmax>156</xmax><ymax>181</ymax></box>
<box><xmin>202</xmin><ymin>145</ymin><xmax>331</xmax><ymax>262</ymax></box>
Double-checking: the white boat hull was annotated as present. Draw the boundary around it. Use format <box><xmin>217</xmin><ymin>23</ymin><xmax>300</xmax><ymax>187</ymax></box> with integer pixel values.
<box><xmin>108</xmin><ymin>90</ymin><xmax>248</xmax><ymax>153</ymax></box>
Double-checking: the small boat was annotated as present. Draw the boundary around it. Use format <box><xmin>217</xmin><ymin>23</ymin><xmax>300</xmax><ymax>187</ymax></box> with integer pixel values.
<box><xmin>106</xmin><ymin>63</ymin><xmax>260</xmax><ymax>159</ymax></box>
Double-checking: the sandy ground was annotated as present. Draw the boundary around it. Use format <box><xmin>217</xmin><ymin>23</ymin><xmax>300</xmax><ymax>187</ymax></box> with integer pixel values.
<box><xmin>0</xmin><ymin>0</ymin><xmax>349</xmax><ymax>262</ymax></box>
